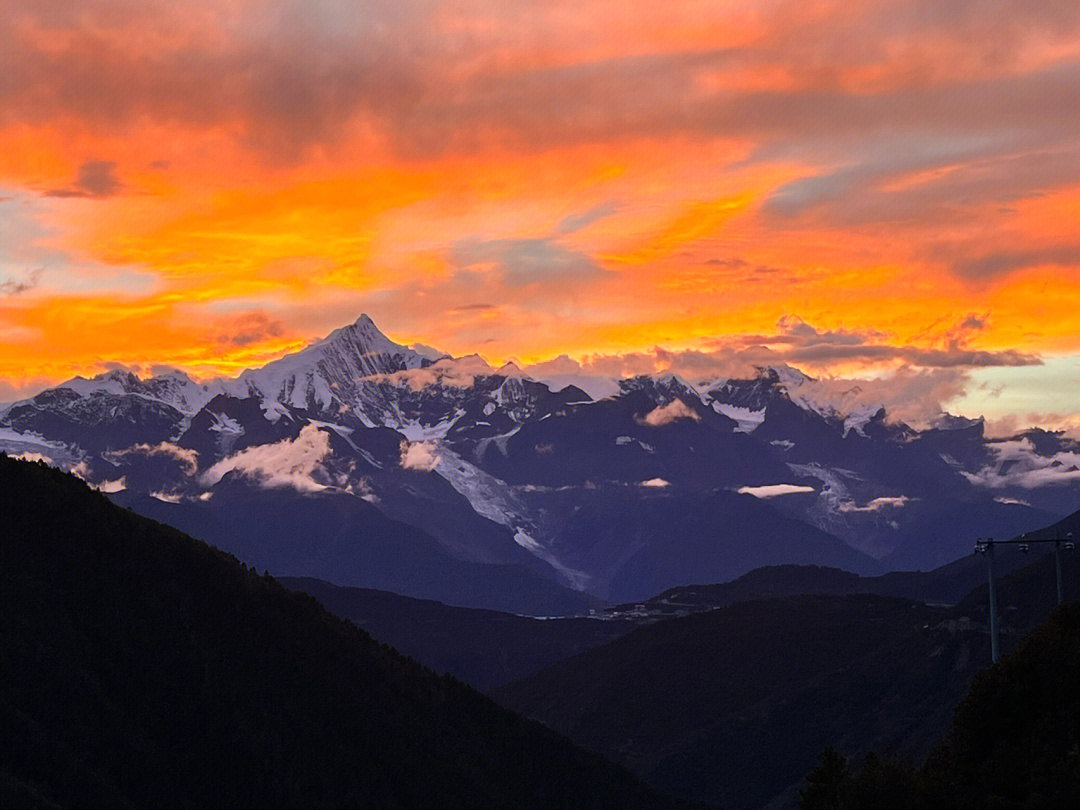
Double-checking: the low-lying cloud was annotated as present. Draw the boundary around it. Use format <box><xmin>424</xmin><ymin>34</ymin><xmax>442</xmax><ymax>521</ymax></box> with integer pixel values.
<box><xmin>201</xmin><ymin>424</ymin><xmax>331</xmax><ymax>492</ymax></box>
<box><xmin>95</xmin><ymin>476</ymin><xmax>127</xmax><ymax>493</ymax></box>
<box><xmin>529</xmin><ymin>314</ymin><xmax>1038</xmax><ymax>386</ymax></box>
<box><xmin>399</xmin><ymin>440</ymin><xmax>439</xmax><ymax>471</ymax></box>
<box><xmin>639</xmin><ymin>399</ymin><xmax>700</xmax><ymax>427</ymax></box>
<box><xmin>107</xmin><ymin>441</ymin><xmax>199</xmax><ymax>475</ymax></box>
<box><xmin>963</xmin><ymin>439</ymin><xmax>1080</xmax><ymax>490</ymax></box>
<box><xmin>838</xmin><ymin>495</ymin><xmax>912</xmax><ymax>512</ymax></box>
<box><xmin>525</xmin><ymin>314</ymin><xmax>1038</xmax><ymax>427</ymax></box>
<box><xmin>375</xmin><ymin>355</ymin><xmax>495</xmax><ymax>392</ymax></box>
<box><xmin>738</xmin><ymin>484</ymin><xmax>816</xmax><ymax>498</ymax></box>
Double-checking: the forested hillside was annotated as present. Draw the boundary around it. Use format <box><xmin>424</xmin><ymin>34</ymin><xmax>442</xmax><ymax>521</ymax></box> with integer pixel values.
<box><xmin>0</xmin><ymin>455</ymin><xmax>686</xmax><ymax>810</ymax></box>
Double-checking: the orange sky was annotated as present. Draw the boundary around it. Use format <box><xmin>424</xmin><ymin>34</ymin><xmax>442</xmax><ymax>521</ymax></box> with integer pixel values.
<box><xmin>2</xmin><ymin>1</ymin><xmax>1080</xmax><ymax>422</ymax></box>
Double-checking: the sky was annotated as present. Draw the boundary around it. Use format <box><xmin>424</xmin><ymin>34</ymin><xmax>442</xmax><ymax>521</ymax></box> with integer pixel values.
<box><xmin>2</xmin><ymin>1</ymin><xmax>1080</xmax><ymax>428</ymax></box>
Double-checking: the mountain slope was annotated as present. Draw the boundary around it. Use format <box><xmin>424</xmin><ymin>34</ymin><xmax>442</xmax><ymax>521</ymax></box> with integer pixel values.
<box><xmin>927</xmin><ymin>600</ymin><xmax>1080</xmax><ymax>809</ymax></box>
<box><xmin>494</xmin><ymin>594</ymin><xmax>984</xmax><ymax>810</ymax></box>
<box><xmin>281</xmin><ymin>577</ymin><xmax>634</xmax><ymax>690</ymax></box>
<box><xmin>0</xmin><ymin>455</ymin><xmax>683</xmax><ymax>810</ymax></box>
<box><xmin>544</xmin><ymin>486</ymin><xmax>874</xmax><ymax>602</ymax></box>
<box><xmin>113</xmin><ymin>481</ymin><xmax>599</xmax><ymax>615</ymax></box>
<box><xmin>494</xmin><ymin>531</ymin><xmax>1080</xmax><ymax>810</ymax></box>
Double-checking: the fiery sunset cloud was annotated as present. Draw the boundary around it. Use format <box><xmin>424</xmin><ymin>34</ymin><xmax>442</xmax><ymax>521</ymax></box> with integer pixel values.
<box><xmin>2</xmin><ymin>1</ymin><xmax>1080</xmax><ymax>423</ymax></box>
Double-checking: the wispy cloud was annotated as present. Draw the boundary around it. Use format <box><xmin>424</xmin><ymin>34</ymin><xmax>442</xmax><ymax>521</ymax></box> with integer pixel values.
<box><xmin>0</xmin><ymin>267</ymin><xmax>43</xmax><ymax>296</ymax></box>
<box><xmin>449</xmin><ymin>236</ymin><xmax>610</xmax><ymax>289</ymax></box>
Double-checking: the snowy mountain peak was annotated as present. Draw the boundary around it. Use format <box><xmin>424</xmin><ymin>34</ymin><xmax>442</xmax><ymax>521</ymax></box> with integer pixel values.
<box><xmin>52</xmin><ymin>367</ymin><xmax>223</xmax><ymax>416</ymax></box>
<box><xmin>753</xmin><ymin>365</ymin><xmax>814</xmax><ymax>388</ymax></box>
<box><xmin>60</xmin><ymin>368</ymin><xmax>140</xmax><ymax>396</ymax></box>
<box><xmin>231</xmin><ymin>314</ymin><xmax>439</xmax><ymax>415</ymax></box>
<box><xmin>312</xmin><ymin>314</ymin><xmax>418</xmax><ymax>361</ymax></box>
<box><xmin>615</xmin><ymin>374</ymin><xmax>707</xmax><ymax>410</ymax></box>
<box><xmin>928</xmin><ymin>413</ymin><xmax>985</xmax><ymax>433</ymax></box>
<box><xmin>249</xmin><ymin>315</ymin><xmax>428</xmax><ymax>378</ymax></box>
<box><xmin>495</xmin><ymin>362</ymin><xmax>525</xmax><ymax>378</ymax></box>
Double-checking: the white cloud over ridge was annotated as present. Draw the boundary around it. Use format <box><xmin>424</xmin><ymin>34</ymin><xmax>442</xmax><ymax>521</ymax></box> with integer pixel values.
<box><xmin>400</xmin><ymin>440</ymin><xmax>440</xmax><ymax>471</ymax></box>
<box><xmin>95</xmin><ymin>477</ymin><xmax>127</xmax><ymax>493</ymax></box>
<box><xmin>373</xmin><ymin>355</ymin><xmax>495</xmax><ymax>392</ymax></box>
<box><xmin>963</xmin><ymin>439</ymin><xmax>1080</xmax><ymax>490</ymax></box>
<box><xmin>837</xmin><ymin>496</ymin><xmax>912</xmax><ymax>512</ymax></box>
<box><xmin>738</xmin><ymin>484</ymin><xmax>816</xmax><ymax>498</ymax></box>
<box><xmin>201</xmin><ymin>424</ymin><xmax>331</xmax><ymax>492</ymax></box>
<box><xmin>522</xmin><ymin>314</ymin><xmax>1044</xmax><ymax>428</ymax></box>
<box><xmin>640</xmin><ymin>399</ymin><xmax>700</xmax><ymax>427</ymax></box>
<box><xmin>107</xmin><ymin>441</ymin><xmax>199</xmax><ymax>474</ymax></box>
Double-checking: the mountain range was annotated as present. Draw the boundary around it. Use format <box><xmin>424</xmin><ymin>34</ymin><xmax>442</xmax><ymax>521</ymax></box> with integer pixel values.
<box><xmin>4</xmin><ymin>314</ymin><xmax>1079</xmax><ymax>609</ymax></box>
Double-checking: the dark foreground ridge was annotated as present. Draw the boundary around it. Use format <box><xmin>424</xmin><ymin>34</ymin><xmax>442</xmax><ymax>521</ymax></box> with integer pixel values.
<box><xmin>279</xmin><ymin>577</ymin><xmax>636</xmax><ymax>691</ymax></box>
<box><xmin>802</xmin><ymin>599</ymin><xmax>1080</xmax><ymax>809</ymax></box>
<box><xmin>0</xmin><ymin>455</ymin><xmax>688</xmax><ymax>810</ymax></box>
<box><xmin>493</xmin><ymin>543</ymin><xmax>1080</xmax><ymax>810</ymax></box>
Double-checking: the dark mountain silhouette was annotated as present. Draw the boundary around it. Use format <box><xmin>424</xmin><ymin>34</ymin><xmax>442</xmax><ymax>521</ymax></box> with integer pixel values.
<box><xmin>0</xmin><ymin>455</ymin><xmax>686</xmax><ymax>810</ymax></box>
<box><xmin>277</xmin><ymin>514</ymin><xmax>1080</xmax><ymax>694</ymax></box>
<box><xmin>495</xmin><ymin>595</ymin><xmax>984</xmax><ymax>810</ymax></box>
<box><xmin>801</xmin><ymin>599</ymin><xmax>1080</xmax><ymax>809</ymax></box>
<box><xmin>493</xmin><ymin>531</ymin><xmax>1080</xmax><ymax>810</ymax></box>
<box><xmin>280</xmin><ymin>577</ymin><xmax>635</xmax><ymax>690</ymax></box>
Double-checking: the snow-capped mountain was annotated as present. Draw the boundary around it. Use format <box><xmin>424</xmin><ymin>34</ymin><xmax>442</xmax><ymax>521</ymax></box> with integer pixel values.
<box><xmin>54</xmin><ymin>368</ymin><xmax>227</xmax><ymax>416</ymax></box>
<box><xmin>2</xmin><ymin>314</ymin><xmax>1076</xmax><ymax>609</ymax></box>
<box><xmin>227</xmin><ymin>314</ymin><xmax>440</xmax><ymax>417</ymax></box>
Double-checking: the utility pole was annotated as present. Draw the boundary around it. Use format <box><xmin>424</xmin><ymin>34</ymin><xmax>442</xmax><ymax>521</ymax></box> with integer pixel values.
<box><xmin>987</xmin><ymin>539</ymin><xmax>999</xmax><ymax>664</ymax></box>
<box><xmin>975</xmin><ymin>538</ymin><xmax>999</xmax><ymax>663</ymax></box>
<box><xmin>1055</xmin><ymin>532</ymin><xmax>1076</xmax><ymax>606</ymax></box>
<box><xmin>1055</xmin><ymin>539</ymin><xmax>1064</xmax><ymax>606</ymax></box>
